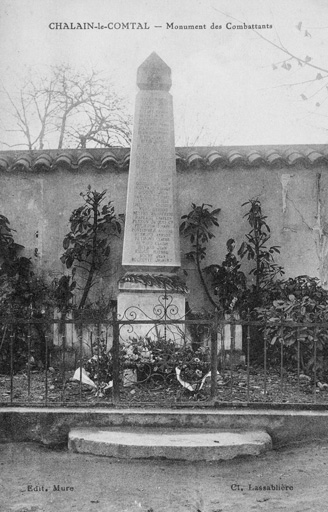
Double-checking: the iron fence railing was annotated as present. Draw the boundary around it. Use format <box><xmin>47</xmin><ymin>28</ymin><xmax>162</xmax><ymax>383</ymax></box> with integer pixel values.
<box><xmin>1</xmin><ymin>310</ymin><xmax>328</xmax><ymax>408</ymax></box>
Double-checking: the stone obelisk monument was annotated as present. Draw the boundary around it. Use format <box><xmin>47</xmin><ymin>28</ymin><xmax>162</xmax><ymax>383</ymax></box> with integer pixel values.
<box><xmin>118</xmin><ymin>52</ymin><xmax>186</xmax><ymax>336</ymax></box>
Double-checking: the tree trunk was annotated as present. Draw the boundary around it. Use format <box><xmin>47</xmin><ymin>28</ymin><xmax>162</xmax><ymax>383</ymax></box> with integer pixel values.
<box><xmin>58</xmin><ymin>112</ymin><xmax>68</xmax><ymax>149</ymax></box>
<box><xmin>78</xmin><ymin>267</ymin><xmax>95</xmax><ymax>310</ymax></box>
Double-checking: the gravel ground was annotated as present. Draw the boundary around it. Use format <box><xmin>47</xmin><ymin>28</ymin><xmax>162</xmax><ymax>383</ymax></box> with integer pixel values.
<box><xmin>1</xmin><ymin>440</ymin><xmax>328</xmax><ymax>512</ymax></box>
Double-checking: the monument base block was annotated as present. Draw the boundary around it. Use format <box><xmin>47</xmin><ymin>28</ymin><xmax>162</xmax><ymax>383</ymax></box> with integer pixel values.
<box><xmin>118</xmin><ymin>272</ymin><xmax>187</xmax><ymax>342</ymax></box>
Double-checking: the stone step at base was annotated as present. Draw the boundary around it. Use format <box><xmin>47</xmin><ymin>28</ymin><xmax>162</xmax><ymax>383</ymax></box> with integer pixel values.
<box><xmin>68</xmin><ymin>427</ymin><xmax>272</xmax><ymax>461</ymax></box>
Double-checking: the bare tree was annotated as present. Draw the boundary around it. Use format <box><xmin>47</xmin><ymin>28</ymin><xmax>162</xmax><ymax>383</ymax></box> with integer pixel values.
<box><xmin>215</xmin><ymin>9</ymin><xmax>328</xmax><ymax>119</ymax></box>
<box><xmin>252</xmin><ymin>21</ymin><xmax>328</xmax><ymax>114</ymax></box>
<box><xmin>1</xmin><ymin>64</ymin><xmax>132</xmax><ymax>150</ymax></box>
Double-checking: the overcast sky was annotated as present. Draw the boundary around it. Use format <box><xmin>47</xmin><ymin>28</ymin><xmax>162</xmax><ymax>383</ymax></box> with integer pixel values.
<box><xmin>1</xmin><ymin>0</ymin><xmax>328</xmax><ymax>148</ymax></box>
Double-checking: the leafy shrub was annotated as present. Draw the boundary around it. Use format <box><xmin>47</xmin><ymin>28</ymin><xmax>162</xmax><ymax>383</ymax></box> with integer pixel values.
<box><xmin>238</xmin><ymin>199</ymin><xmax>284</xmax><ymax>292</ymax></box>
<box><xmin>180</xmin><ymin>199</ymin><xmax>284</xmax><ymax>317</ymax></box>
<box><xmin>205</xmin><ymin>239</ymin><xmax>246</xmax><ymax>314</ymax></box>
<box><xmin>180</xmin><ymin>203</ymin><xmax>220</xmax><ymax>309</ymax></box>
<box><xmin>256</xmin><ymin>276</ymin><xmax>328</xmax><ymax>378</ymax></box>
<box><xmin>0</xmin><ymin>215</ymin><xmax>55</xmax><ymax>372</ymax></box>
<box><xmin>0</xmin><ymin>270</ymin><xmax>55</xmax><ymax>373</ymax></box>
<box><xmin>61</xmin><ymin>186</ymin><xmax>121</xmax><ymax>310</ymax></box>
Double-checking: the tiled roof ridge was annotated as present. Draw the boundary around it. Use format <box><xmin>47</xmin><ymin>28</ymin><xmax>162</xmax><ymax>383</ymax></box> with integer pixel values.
<box><xmin>1</xmin><ymin>144</ymin><xmax>328</xmax><ymax>172</ymax></box>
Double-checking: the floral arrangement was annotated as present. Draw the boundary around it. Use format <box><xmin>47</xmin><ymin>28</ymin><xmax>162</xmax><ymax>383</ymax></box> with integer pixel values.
<box><xmin>83</xmin><ymin>335</ymin><xmax>211</xmax><ymax>391</ymax></box>
<box><xmin>84</xmin><ymin>336</ymin><xmax>114</xmax><ymax>385</ymax></box>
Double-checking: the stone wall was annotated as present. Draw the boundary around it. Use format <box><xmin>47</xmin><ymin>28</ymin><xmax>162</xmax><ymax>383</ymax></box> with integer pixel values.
<box><xmin>0</xmin><ymin>166</ymin><xmax>126</xmax><ymax>299</ymax></box>
<box><xmin>1</xmin><ymin>146</ymin><xmax>328</xmax><ymax>311</ymax></box>
<box><xmin>178</xmin><ymin>162</ymin><xmax>328</xmax><ymax>309</ymax></box>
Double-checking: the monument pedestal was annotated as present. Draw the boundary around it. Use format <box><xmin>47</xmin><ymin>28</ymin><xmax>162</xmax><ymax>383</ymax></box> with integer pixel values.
<box><xmin>118</xmin><ymin>272</ymin><xmax>187</xmax><ymax>342</ymax></box>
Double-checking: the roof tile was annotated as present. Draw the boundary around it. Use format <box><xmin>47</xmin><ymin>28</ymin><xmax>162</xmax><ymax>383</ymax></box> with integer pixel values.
<box><xmin>0</xmin><ymin>144</ymin><xmax>328</xmax><ymax>172</ymax></box>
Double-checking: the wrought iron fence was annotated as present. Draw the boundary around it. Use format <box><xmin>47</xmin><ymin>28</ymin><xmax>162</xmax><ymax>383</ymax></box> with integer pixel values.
<box><xmin>1</xmin><ymin>302</ymin><xmax>328</xmax><ymax>408</ymax></box>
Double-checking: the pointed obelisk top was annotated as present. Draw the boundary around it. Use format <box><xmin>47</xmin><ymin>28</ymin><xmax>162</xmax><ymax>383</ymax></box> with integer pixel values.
<box><xmin>122</xmin><ymin>51</ymin><xmax>180</xmax><ymax>269</ymax></box>
<box><xmin>137</xmin><ymin>52</ymin><xmax>172</xmax><ymax>91</ymax></box>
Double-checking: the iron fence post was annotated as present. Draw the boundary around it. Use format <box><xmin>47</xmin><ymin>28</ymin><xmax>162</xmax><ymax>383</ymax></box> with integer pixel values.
<box><xmin>221</xmin><ymin>320</ymin><xmax>226</xmax><ymax>373</ymax></box>
<box><xmin>96</xmin><ymin>321</ymin><xmax>100</xmax><ymax>397</ymax></box>
<box><xmin>79</xmin><ymin>314</ymin><xmax>83</xmax><ymax>403</ymax></box>
<box><xmin>27</xmin><ymin>305</ymin><xmax>32</xmax><ymax>400</ymax></box>
<box><xmin>246</xmin><ymin>310</ymin><xmax>250</xmax><ymax>403</ymax></box>
<box><xmin>10</xmin><ymin>325</ymin><xmax>14</xmax><ymax>404</ymax></box>
<box><xmin>45</xmin><ymin>332</ymin><xmax>49</xmax><ymax>405</ymax></box>
<box><xmin>61</xmin><ymin>317</ymin><xmax>66</xmax><ymax>402</ymax></box>
<box><xmin>280</xmin><ymin>329</ymin><xmax>284</xmax><ymax>397</ymax></box>
<box><xmin>112</xmin><ymin>306</ymin><xmax>120</xmax><ymax>404</ymax></box>
<box><xmin>263</xmin><ymin>326</ymin><xmax>267</xmax><ymax>401</ymax></box>
<box><xmin>211</xmin><ymin>309</ymin><xmax>218</xmax><ymax>399</ymax></box>
<box><xmin>230</xmin><ymin>317</ymin><xmax>233</xmax><ymax>397</ymax></box>
<box><xmin>297</xmin><ymin>327</ymin><xmax>300</xmax><ymax>401</ymax></box>
<box><xmin>313</xmin><ymin>328</ymin><xmax>317</xmax><ymax>404</ymax></box>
